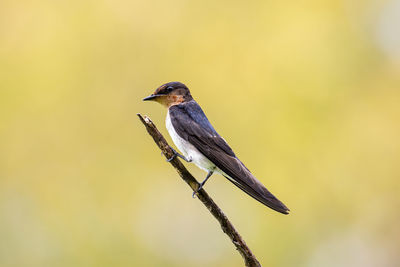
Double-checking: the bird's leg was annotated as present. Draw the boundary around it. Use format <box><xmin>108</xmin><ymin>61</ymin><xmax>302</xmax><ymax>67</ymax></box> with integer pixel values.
<box><xmin>192</xmin><ymin>170</ymin><xmax>214</xmax><ymax>198</ymax></box>
<box><xmin>165</xmin><ymin>147</ymin><xmax>192</xmax><ymax>162</ymax></box>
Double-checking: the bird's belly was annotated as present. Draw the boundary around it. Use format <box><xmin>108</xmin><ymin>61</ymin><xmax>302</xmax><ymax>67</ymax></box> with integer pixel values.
<box><xmin>166</xmin><ymin>111</ymin><xmax>216</xmax><ymax>172</ymax></box>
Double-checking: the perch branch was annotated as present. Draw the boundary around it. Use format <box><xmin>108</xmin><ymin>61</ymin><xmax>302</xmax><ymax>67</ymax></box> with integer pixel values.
<box><xmin>137</xmin><ymin>113</ymin><xmax>261</xmax><ymax>267</ymax></box>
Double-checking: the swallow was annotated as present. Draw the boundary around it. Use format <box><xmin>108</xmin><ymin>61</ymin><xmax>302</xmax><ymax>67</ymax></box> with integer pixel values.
<box><xmin>143</xmin><ymin>82</ymin><xmax>289</xmax><ymax>214</ymax></box>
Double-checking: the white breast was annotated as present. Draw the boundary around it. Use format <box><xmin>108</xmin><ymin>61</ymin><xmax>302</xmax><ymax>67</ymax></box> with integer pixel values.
<box><xmin>166</xmin><ymin>110</ymin><xmax>216</xmax><ymax>172</ymax></box>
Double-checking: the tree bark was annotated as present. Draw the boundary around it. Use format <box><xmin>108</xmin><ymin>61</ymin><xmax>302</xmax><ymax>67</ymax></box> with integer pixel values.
<box><xmin>137</xmin><ymin>113</ymin><xmax>261</xmax><ymax>267</ymax></box>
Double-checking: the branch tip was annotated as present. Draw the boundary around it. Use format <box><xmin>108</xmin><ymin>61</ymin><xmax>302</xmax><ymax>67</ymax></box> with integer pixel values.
<box><xmin>138</xmin><ymin>114</ymin><xmax>261</xmax><ymax>267</ymax></box>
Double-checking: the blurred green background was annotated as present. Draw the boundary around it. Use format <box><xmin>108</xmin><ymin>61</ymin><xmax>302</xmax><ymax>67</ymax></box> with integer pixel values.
<box><xmin>1</xmin><ymin>0</ymin><xmax>400</xmax><ymax>266</ymax></box>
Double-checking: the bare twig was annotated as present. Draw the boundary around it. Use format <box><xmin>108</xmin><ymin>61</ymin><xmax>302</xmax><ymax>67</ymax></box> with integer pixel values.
<box><xmin>137</xmin><ymin>113</ymin><xmax>261</xmax><ymax>267</ymax></box>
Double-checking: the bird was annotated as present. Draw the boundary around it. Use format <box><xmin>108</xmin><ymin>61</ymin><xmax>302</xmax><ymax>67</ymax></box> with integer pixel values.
<box><xmin>143</xmin><ymin>82</ymin><xmax>289</xmax><ymax>214</ymax></box>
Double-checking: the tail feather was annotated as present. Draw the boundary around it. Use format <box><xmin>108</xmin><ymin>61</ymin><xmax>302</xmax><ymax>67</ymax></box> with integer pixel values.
<box><xmin>216</xmin><ymin>156</ymin><xmax>290</xmax><ymax>214</ymax></box>
<box><xmin>223</xmin><ymin>174</ymin><xmax>289</xmax><ymax>214</ymax></box>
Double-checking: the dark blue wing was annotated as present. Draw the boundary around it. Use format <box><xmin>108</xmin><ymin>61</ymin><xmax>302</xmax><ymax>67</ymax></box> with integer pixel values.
<box><xmin>169</xmin><ymin>100</ymin><xmax>289</xmax><ymax>214</ymax></box>
<box><xmin>170</xmin><ymin>101</ymin><xmax>236</xmax><ymax>158</ymax></box>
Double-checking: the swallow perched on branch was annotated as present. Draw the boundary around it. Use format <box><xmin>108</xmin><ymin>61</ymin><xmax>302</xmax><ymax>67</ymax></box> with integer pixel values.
<box><xmin>143</xmin><ymin>82</ymin><xmax>289</xmax><ymax>214</ymax></box>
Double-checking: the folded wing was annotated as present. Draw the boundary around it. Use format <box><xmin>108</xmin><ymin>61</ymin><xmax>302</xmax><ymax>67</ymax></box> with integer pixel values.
<box><xmin>169</xmin><ymin>101</ymin><xmax>289</xmax><ymax>214</ymax></box>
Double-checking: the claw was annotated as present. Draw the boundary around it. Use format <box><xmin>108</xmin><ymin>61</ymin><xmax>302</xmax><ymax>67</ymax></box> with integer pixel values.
<box><xmin>191</xmin><ymin>170</ymin><xmax>214</xmax><ymax>198</ymax></box>
<box><xmin>192</xmin><ymin>185</ymin><xmax>202</xmax><ymax>198</ymax></box>
<box><xmin>164</xmin><ymin>147</ymin><xmax>192</xmax><ymax>163</ymax></box>
<box><xmin>166</xmin><ymin>153</ymin><xmax>176</xmax><ymax>162</ymax></box>
<box><xmin>163</xmin><ymin>147</ymin><xmax>178</xmax><ymax>162</ymax></box>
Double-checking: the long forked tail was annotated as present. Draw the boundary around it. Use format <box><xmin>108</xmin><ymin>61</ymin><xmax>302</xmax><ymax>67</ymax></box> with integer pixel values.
<box><xmin>223</xmin><ymin>173</ymin><xmax>290</xmax><ymax>214</ymax></box>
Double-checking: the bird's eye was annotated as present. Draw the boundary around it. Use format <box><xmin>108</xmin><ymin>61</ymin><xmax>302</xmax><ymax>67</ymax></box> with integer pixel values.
<box><xmin>166</xmin><ymin>86</ymin><xmax>174</xmax><ymax>92</ymax></box>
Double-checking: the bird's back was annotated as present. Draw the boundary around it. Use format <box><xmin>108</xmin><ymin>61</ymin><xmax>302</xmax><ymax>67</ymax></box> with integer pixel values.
<box><xmin>169</xmin><ymin>101</ymin><xmax>289</xmax><ymax>214</ymax></box>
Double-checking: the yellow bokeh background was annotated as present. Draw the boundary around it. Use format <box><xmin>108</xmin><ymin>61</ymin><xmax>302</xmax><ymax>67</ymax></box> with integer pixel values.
<box><xmin>1</xmin><ymin>0</ymin><xmax>399</xmax><ymax>266</ymax></box>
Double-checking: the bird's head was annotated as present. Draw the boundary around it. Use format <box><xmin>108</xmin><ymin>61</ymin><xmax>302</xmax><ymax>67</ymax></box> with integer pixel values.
<box><xmin>143</xmin><ymin>82</ymin><xmax>192</xmax><ymax>107</ymax></box>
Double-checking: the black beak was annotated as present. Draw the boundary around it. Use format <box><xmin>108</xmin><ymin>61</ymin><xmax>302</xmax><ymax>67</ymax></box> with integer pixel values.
<box><xmin>143</xmin><ymin>94</ymin><xmax>161</xmax><ymax>101</ymax></box>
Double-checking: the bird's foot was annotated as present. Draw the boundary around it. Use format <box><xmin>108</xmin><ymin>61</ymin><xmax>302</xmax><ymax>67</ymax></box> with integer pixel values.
<box><xmin>192</xmin><ymin>182</ymin><xmax>205</xmax><ymax>198</ymax></box>
<box><xmin>165</xmin><ymin>149</ymin><xmax>177</xmax><ymax>162</ymax></box>
<box><xmin>192</xmin><ymin>188</ymin><xmax>200</xmax><ymax>198</ymax></box>
<box><xmin>165</xmin><ymin>147</ymin><xmax>192</xmax><ymax>162</ymax></box>
<box><xmin>192</xmin><ymin>170</ymin><xmax>214</xmax><ymax>198</ymax></box>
